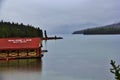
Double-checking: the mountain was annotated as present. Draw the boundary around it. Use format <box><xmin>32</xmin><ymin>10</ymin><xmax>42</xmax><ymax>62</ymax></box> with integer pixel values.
<box><xmin>72</xmin><ymin>22</ymin><xmax>120</xmax><ymax>34</ymax></box>
<box><xmin>50</xmin><ymin>23</ymin><xmax>97</xmax><ymax>34</ymax></box>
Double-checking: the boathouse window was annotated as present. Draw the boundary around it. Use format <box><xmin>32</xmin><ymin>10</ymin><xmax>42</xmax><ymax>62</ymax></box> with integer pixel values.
<box><xmin>29</xmin><ymin>49</ymin><xmax>36</xmax><ymax>52</ymax></box>
<box><xmin>19</xmin><ymin>50</ymin><xmax>27</xmax><ymax>53</ymax></box>
<box><xmin>10</xmin><ymin>50</ymin><xmax>18</xmax><ymax>53</ymax></box>
<box><xmin>9</xmin><ymin>50</ymin><xmax>18</xmax><ymax>56</ymax></box>
<box><xmin>0</xmin><ymin>50</ymin><xmax>7</xmax><ymax>53</ymax></box>
<box><xmin>28</xmin><ymin>49</ymin><xmax>36</xmax><ymax>54</ymax></box>
<box><xmin>17</xmin><ymin>50</ymin><xmax>27</xmax><ymax>56</ymax></box>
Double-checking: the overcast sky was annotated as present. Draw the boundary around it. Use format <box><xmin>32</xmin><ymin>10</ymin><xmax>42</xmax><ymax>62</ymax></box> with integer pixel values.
<box><xmin>0</xmin><ymin>0</ymin><xmax>120</xmax><ymax>34</ymax></box>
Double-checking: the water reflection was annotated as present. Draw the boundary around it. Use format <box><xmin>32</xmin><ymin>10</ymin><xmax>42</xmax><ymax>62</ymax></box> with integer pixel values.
<box><xmin>43</xmin><ymin>40</ymin><xmax>48</xmax><ymax>50</ymax></box>
<box><xmin>0</xmin><ymin>59</ymin><xmax>42</xmax><ymax>72</ymax></box>
<box><xmin>0</xmin><ymin>59</ymin><xmax>42</xmax><ymax>80</ymax></box>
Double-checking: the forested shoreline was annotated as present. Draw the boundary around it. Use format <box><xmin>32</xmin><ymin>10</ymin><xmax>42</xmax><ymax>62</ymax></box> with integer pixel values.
<box><xmin>73</xmin><ymin>23</ymin><xmax>120</xmax><ymax>35</ymax></box>
<box><xmin>0</xmin><ymin>20</ymin><xmax>43</xmax><ymax>38</ymax></box>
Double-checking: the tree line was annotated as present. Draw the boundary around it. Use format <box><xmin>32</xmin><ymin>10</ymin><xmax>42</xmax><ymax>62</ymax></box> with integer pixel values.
<box><xmin>83</xmin><ymin>27</ymin><xmax>120</xmax><ymax>34</ymax></box>
<box><xmin>72</xmin><ymin>22</ymin><xmax>120</xmax><ymax>34</ymax></box>
<box><xmin>0</xmin><ymin>20</ymin><xmax>43</xmax><ymax>38</ymax></box>
<box><xmin>110</xmin><ymin>60</ymin><xmax>120</xmax><ymax>80</ymax></box>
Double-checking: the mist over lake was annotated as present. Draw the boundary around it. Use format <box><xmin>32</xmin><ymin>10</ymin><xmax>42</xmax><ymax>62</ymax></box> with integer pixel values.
<box><xmin>0</xmin><ymin>0</ymin><xmax>120</xmax><ymax>34</ymax></box>
<box><xmin>0</xmin><ymin>0</ymin><xmax>120</xmax><ymax>80</ymax></box>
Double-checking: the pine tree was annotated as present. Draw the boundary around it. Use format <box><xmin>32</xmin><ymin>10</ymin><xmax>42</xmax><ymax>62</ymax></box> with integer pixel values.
<box><xmin>44</xmin><ymin>30</ymin><xmax>47</xmax><ymax>38</ymax></box>
<box><xmin>110</xmin><ymin>60</ymin><xmax>120</xmax><ymax>80</ymax></box>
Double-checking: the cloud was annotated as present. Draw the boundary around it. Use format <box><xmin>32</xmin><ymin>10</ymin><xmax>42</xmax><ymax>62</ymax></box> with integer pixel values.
<box><xmin>0</xmin><ymin>0</ymin><xmax>120</xmax><ymax>34</ymax></box>
<box><xmin>0</xmin><ymin>0</ymin><xmax>3</xmax><ymax>9</ymax></box>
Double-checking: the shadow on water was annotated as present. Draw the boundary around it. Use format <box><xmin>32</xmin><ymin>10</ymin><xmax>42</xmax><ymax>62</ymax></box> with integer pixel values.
<box><xmin>44</xmin><ymin>40</ymin><xmax>48</xmax><ymax>50</ymax></box>
<box><xmin>0</xmin><ymin>59</ymin><xmax>42</xmax><ymax>80</ymax></box>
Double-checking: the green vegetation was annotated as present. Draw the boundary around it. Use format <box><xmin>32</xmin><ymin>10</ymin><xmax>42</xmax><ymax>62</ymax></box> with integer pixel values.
<box><xmin>110</xmin><ymin>60</ymin><xmax>120</xmax><ymax>80</ymax></box>
<box><xmin>82</xmin><ymin>27</ymin><xmax>120</xmax><ymax>34</ymax></box>
<box><xmin>73</xmin><ymin>23</ymin><xmax>120</xmax><ymax>34</ymax></box>
<box><xmin>0</xmin><ymin>20</ymin><xmax>43</xmax><ymax>38</ymax></box>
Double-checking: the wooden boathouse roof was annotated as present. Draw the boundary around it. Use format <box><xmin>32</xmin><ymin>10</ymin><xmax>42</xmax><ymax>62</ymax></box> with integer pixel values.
<box><xmin>0</xmin><ymin>38</ymin><xmax>41</xmax><ymax>50</ymax></box>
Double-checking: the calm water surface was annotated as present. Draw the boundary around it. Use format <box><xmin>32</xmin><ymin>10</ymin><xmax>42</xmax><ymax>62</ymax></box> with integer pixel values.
<box><xmin>0</xmin><ymin>35</ymin><xmax>120</xmax><ymax>80</ymax></box>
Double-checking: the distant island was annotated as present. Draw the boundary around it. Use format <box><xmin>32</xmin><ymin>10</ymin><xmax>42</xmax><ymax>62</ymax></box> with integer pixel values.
<box><xmin>72</xmin><ymin>22</ymin><xmax>120</xmax><ymax>35</ymax></box>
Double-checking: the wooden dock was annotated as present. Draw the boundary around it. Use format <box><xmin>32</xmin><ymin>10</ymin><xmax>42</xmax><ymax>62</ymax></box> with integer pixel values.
<box><xmin>42</xmin><ymin>37</ymin><xmax>63</xmax><ymax>40</ymax></box>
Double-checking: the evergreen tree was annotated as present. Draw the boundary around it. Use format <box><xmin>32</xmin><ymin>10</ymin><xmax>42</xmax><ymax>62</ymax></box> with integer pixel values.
<box><xmin>0</xmin><ymin>20</ymin><xmax>43</xmax><ymax>38</ymax></box>
<box><xmin>110</xmin><ymin>60</ymin><xmax>120</xmax><ymax>80</ymax></box>
<box><xmin>44</xmin><ymin>30</ymin><xmax>47</xmax><ymax>38</ymax></box>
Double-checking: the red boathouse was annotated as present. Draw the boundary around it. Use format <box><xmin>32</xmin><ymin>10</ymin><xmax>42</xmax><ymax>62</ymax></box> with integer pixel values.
<box><xmin>0</xmin><ymin>38</ymin><xmax>42</xmax><ymax>60</ymax></box>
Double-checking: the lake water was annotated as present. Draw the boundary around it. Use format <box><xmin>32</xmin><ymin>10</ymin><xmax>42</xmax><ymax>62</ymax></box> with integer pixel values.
<box><xmin>0</xmin><ymin>35</ymin><xmax>120</xmax><ymax>80</ymax></box>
